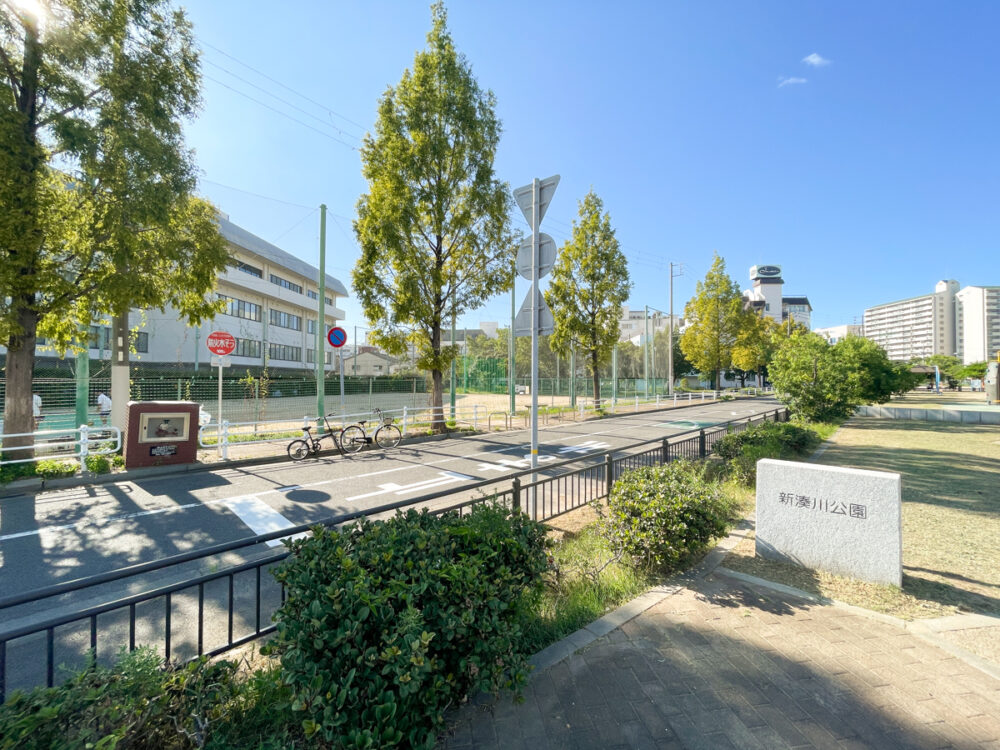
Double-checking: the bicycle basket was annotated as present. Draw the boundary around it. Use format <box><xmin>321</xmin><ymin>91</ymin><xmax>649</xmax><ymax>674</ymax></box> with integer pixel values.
<box><xmin>381</xmin><ymin>414</ymin><xmax>394</xmax><ymax>425</ymax></box>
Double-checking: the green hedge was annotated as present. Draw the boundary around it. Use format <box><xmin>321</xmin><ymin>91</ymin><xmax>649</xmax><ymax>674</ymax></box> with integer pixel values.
<box><xmin>713</xmin><ymin>421</ymin><xmax>821</xmax><ymax>484</ymax></box>
<box><xmin>599</xmin><ymin>461</ymin><xmax>732</xmax><ymax>570</ymax></box>
<box><xmin>0</xmin><ymin>649</ymin><xmax>243</xmax><ymax>750</ymax></box>
<box><xmin>269</xmin><ymin>504</ymin><xmax>548</xmax><ymax>749</ymax></box>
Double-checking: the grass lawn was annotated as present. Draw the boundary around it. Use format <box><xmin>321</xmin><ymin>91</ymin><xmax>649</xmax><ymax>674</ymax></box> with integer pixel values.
<box><xmin>723</xmin><ymin>417</ymin><xmax>1000</xmax><ymax>621</ymax></box>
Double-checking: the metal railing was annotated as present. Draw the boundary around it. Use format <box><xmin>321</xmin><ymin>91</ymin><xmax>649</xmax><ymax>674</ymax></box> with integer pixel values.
<box><xmin>0</xmin><ymin>407</ymin><xmax>787</xmax><ymax>700</ymax></box>
<box><xmin>0</xmin><ymin>425</ymin><xmax>121</xmax><ymax>472</ymax></box>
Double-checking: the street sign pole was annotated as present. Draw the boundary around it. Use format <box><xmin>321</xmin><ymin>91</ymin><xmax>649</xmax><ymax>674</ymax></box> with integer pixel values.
<box><xmin>217</xmin><ymin>360</ymin><xmax>223</xmax><ymax>454</ymax></box>
<box><xmin>339</xmin><ymin>348</ymin><xmax>345</xmax><ymax>416</ymax></box>
<box><xmin>530</xmin><ymin>178</ymin><xmax>540</xmax><ymax>517</ymax></box>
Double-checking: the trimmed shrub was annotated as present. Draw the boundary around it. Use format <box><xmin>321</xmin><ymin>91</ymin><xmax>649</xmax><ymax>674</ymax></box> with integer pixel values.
<box><xmin>0</xmin><ymin>648</ymin><xmax>241</xmax><ymax>750</ymax></box>
<box><xmin>713</xmin><ymin>421</ymin><xmax>819</xmax><ymax>461</ymax></box>
<box><xmin>84</xmin><ymin>454</ymin><xmax>112</xmax><ymax>474</ymax></box>
<box><xmin>34</xmin><ymin>459</ymin><xmax>78</xmax><ymax>479</ymax></box>
<box><xmin>599</xmin><ymin>461</ymin><xmax>732</xmax><ymax>570</ymax></box>
<box><xmin>270</xmin><ymin>503</ymin><xmax>548</xmax><ymax>749</ymax></box>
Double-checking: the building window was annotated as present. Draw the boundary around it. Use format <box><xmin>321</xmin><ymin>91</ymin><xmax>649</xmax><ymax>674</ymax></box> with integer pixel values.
<box><xmin>306</xmin><ymin>290</ymin><xmax>333</xmax><ymax>305</ymax></box>
<box><xmin>270</xmin><ymin>273</ymin><xmax>303</xmax><ymax>294</ymax></box>
<box><xmin>306</xmin><ymin>349</ymin><xmax>332</xmax><ymax>364</ymax></box>
<box><xmin>217</xmin><ymin>293</ymin><xmax>262</xmax><ymax>322</ymax></box>
<box><xmin>268</xmin><ymin>343</ymin><xmax>301</xmax><ymax>362</ymax></box>
<box><xmin>235</xmin><ymin>261</ymin><xmax>262</xmax><ymax>278</ymax></box>
<box><xmin>88</xmin><ymin>325</ymin><xmax>111</xmax><ymax>350</ymax></box>
<box><xmin>307</xmin><ymin>319</ymin><xmax>317</xmax><ymax>335</ymax></box>
<box><xmin>269</xmin><ymin>309</ymin><xmax>302</xmax><ymax>331</ymax></box>
<box><xmin>134</xmin><ymin>332</ymin><xmax>148</xmax><ymax>353</ymax></box>
<box><xmin>234</xmin><ymin>338</ymin><xmax>261</xmax><ymax>358</ymax></box>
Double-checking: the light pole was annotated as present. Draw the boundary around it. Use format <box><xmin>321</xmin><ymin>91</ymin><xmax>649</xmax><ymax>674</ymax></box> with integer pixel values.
<box><xmin>645</xmin><ymin>305</ymin><xmax>668</xmax><ymax>396</ymax></box>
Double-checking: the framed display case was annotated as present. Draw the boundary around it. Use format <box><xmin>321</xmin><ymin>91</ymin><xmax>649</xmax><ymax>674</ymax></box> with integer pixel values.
<box><xmin>137</xmin><ymin>412</ymin><xmax>191</xmax><ymax>443</ymax></box>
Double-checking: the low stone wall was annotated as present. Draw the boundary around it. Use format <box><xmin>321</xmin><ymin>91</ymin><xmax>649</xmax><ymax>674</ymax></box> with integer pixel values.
<box><xmin>856</xmin><ymin>404</ymin><xmax>1000</xmax><ymax>425</ymax></box>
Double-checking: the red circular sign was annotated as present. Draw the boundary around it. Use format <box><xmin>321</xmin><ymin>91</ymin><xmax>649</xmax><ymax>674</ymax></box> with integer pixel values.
<box><xmin>206</xmin><ymin>331</ymin><xmax>236</xmax><ymax>355</ymax></box>
<box><xmin>327</xmin><ymin>326</ymin><xmax>347</xmax><ymax>348</ymax></box>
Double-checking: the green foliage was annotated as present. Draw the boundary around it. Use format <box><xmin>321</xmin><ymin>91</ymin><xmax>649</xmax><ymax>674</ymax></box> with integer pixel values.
<box><xmin>1</xmin><ymin>0</ymin><xmax>228</xmax><ymax>443</ymax></box>
<box><xmin>713</xmin><ymin>421</ymin><xmax>820</xmax><ymax>460</ymax></box>
<box><xmin>270</xmin><ymin>503</ymin><xmax>548</xmax><ymax>748</ymax></box>
<box><xmin>681</xmin><ymin>254</ymin><xmax>752</xmax><ymax>390</ymax></box>
<box><xmin>0</xmin><ymin>459</ymin><xmax>37</xmax><ymax>485</ymax></box>
<box><xmin>713</xmin><ymin>421</ymin><xmax>822</xmax><ymax>485</ymax></box>
<box><xmin>84</xmin><ymin>454</ymin><xmax>112</xmax><ymax>474</ymax></box>
<box><xmin>959</xmin><ymin>361</ymin><xmax>988</xmax><ymax>381</ymax></box>
<box><xmin>545</xmin><ymin>190</ymin><xmax>632</xmax><ymax>408</ymax></box>
<box><xmin>599</xmin><ymin>461</ymin><xmax>732</xmax><ymax>570</ymax></box>
<box><xmin>34</xmin><ymin>459</ymin><xmax>78</xmax><ymax>479</ymax></box>
<box><xmin>0</xmin><ymin>648</ymin><xmax>242</xmax><ymax>750</ymax></box>
<box><xmin>521</xmin><ymin>525</ymin><xmax>650</xmax><ymax>654</ymax></box>
<box><xmin>352</xmin><ymin>4</ymin><xmax>516</xmax><ymax>428</ymax></box>
<box><xmin>770</xmin><ymin>332</ymin><xmax>910</xmax><ymax>421</ymax></box>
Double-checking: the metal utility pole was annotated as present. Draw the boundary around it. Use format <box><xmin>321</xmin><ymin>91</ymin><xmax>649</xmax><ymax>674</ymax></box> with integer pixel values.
<box><xmin>316</xmin><ymin>204</ymin><xmax>327</xmax><ymax>421</ymax></box>
<box><xmin>450</xmin><ymin>304</ymin><xmax>456</xmax><ymax>421</ymax></box>
<box><xmin>612</xmin><ymin>342</ymin><xmax>618</xmax><ymax>405</ymax></box>
<box><xmin>74</xmin><ymin>324</ymin><xmax>89</xmax><ymax>428</ymax></box>
<box><xmin>644</xmin><ymin>305</ymin><xmax>650</xmax><ymax>400</ymax></box>
<box><xmin>353</xmin><ymin>325</ymin><xmax>357</xmax><ymax>376</ymax></box>
<box><xmin>668</xmin><ymin>262</ymin><xmax>683</xmax><ymax>396</ymax></box>
<box><xmin>509</xmin><ymin>270</ymin><xmax>515</xmax><ymax>413</ymax></box>
<box><xmin>530</xmin><ymin>178</ymin><xmax>540</xmax><ymax>474</ymax></box>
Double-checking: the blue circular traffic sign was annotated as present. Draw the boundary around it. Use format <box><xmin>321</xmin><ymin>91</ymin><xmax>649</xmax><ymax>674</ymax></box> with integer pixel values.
<box><xmin>327</xmin><ymin>326</ymin><xmax>347</xmax><ymax>348</ymax></box>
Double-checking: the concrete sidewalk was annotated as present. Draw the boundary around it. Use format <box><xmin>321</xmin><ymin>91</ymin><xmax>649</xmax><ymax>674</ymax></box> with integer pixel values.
<box><xmin>440</xmin><ymin>536</ymin><xmax>1000</xmax><ymax>749</ymax></box>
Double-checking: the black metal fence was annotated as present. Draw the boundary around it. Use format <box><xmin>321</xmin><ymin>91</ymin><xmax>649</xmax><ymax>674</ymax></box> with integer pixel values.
<box><xmin>0</xmin><ymin>408</ymin><xmax>787</xmax><ymax>701</ymax></box>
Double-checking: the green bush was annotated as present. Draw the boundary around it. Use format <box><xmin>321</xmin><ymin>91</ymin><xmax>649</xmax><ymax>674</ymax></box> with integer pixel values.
<box><xmin>0</xmin><ymin>648</ymin><xmax>242</xmax><ymax>750</ymax></box>
<box><xmin>599</xmin><ymin>461</ymin><xmax>732</xmax><ymax>570</ymax></box>
<box><xmin>270</xmin><ymin>504</ymin><xmax>548</xmax><ymax>749</ymax></box>
<box><xmin>0</xmin><ymin>459</ymin><xmax>36</xmax><ymax>485</ymax></box>
<box><xmin>34</xmin><ymin>458</ymin><xmax>78</xmax><ymax>479</ymax></box>
<box><xmin>84</xmin><ymin>454</ymin><xmax>112</xmax><ymax>474</ymax></box>
<box><xmin>713</xmin><ymin>421</ymin><xmax>819</xmax><ymax>460</ymax></box>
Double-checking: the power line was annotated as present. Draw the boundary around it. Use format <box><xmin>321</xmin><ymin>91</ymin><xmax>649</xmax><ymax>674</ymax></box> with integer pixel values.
<box><xmin>200</xmin><ymin>39</ymin><xmax>368</xmax><ymax>134</ymax></box>
<box><xmin>199</xmin><ymin>179</ymin><xmax>315</xmax><ymax>209</ymax></box>
<box><xmin>272</xmin><ymin>207</ymin><xmax>319</xmax><ymax>244</ymax></box>
<box><xmin>205</xmin><ymin>59</ymin><xmax>361</xmax><ymax>143</ymax></box>
<box><xmin>203</xmin><ymin>74</ymin><xmax>359</xmax><ymax>150</ymax></box>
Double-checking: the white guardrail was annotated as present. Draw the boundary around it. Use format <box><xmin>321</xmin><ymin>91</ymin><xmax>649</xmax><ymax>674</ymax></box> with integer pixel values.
<box><xmin>0</xmin><ymin>425</ymin><xmax>122</xmax><ymax>470</ymax></box>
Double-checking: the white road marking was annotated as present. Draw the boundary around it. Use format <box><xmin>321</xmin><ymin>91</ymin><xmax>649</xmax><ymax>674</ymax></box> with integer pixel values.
<box><xmin>344</xmin><ymin>471</ymin><xmax>474</xmax><ymax>502</ymax></box>
<box><xmin>476</xmin><ymin>455</ymin><xmax>557</xmax><ymax>472</ymax></box>
<box><xmin>557</xmin><ymin>440</ymin><xmax>611</xmax><ymax>454</ymax></box>
<box><xmin>221</xmin><ymin>495</ymin><xmax>307</xmax><ymax>547</ymax></box>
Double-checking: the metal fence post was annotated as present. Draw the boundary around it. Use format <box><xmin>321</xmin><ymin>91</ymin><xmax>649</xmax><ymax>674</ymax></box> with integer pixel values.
<box><xmin>512</xmin><ymin>476</ymin><xmax>521</xmax><ymax>514</ymax></box>
<box><xmin>699</xmin><ymin>429</ymin><xmax>706</xmax><ymax>459</ymax></box>
<box><xmin>661</xmin><ymin>437</ymin><xmax>669</xmax><ymax>465</ymax></box>
<box><xmin>221</xmin><ymin>420</ymin><xmax>230</xmax><ymax>461</ymax></box>
<box><xmin>634</xmin><ymin>395</ymin><xmax>638</xmax><ymax>412</ymax></box>
<box><xmin>579</xmin><ymin>401</ymin><xmax>584</xmax><ymax>420</ymax></box>
<box><xmin>78</xmin><ymin>424</ymin><xmax>89</xmax><ymax>473</ymax></box>
<box><xmin>473</xmin><ymin>404</ymin><xmax>478</xmax><ymax>431</ymax></box>
<box><xmin>605</xmin><ymin>453</ymin><xmax>614</xmax><ymax>498</ymax></box>
<box><xmin>402</xmin><ymin>406</ymin><xmax>408</xmax><ymax>436</ymax></box>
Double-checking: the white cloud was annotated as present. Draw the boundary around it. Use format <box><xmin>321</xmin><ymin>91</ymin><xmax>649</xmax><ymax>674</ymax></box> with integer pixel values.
<box><xmin>778</xmin><ymin>76</ymin><xmax>807</xmax><ymax>88</ymax></box>
<box><xmin>803</xmin><ymin>53</ymin><xmax>831</xmax><ymax>67</ymax></box>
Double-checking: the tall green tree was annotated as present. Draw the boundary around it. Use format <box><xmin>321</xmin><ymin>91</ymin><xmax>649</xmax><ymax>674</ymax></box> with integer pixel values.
<box><xmin>545</xmin><ymin>190</ymin><xmax>631</xmax><ymax>409</ymax></box>
<box><xmin>353</xmin><ymin>3</ymin><xmax>516</xmax><ymax>430</ymax></box>
<box><xmin>680</xmin><ymin>254</ymin><xmax>748</xmax><ymax>390</ymax></box>
<box><xmin>1</xmin><ymin>0</ymin><xmax>226</xmax><ymax>449</ymax></box>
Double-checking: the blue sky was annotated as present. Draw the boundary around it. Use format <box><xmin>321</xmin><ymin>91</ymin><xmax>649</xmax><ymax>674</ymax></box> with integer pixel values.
<box><xmin>182</xmin><ymin>1</ymin><xmax>999</xmax><ymax>341</ymax></box>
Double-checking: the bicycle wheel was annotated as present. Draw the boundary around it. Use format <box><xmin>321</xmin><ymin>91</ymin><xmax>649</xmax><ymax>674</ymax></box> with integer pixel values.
<box><xmin>287</xmin><ymin>439</ymin><xmax>311</xmax><ymax>461</ymax></box>
<box><xmin>339</xmin><ymin>425</ymin><xmax>366</xmax><ymax>454</ymax></box>
<box><xmin>375</xmin><ymin>424</ymin><xmax>401</xmax><ymax>449</ymax></box>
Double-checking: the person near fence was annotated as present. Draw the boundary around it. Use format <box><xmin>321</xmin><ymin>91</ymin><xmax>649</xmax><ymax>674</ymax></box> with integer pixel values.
<box><xmin>97</xmin><ymin>392</ymin><xmax>112</xmax><ymax>425</ymax></box>
<box><xmin>32</xmin><ymin>393</ymin><xmax>44</xmax><ymax>430</ymax></box>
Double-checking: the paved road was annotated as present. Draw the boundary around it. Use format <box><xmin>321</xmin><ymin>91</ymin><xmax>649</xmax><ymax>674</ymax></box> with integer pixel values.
<box><xmin>0</xmin><ymin>397</ymin><xmax>780</xmax><ymax>696</ymax></box>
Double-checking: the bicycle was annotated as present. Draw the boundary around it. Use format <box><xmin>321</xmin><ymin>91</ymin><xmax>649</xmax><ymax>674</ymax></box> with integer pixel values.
<box><xmin>286</xmin><ymin>414</ymin><xmax>344</xmax><ymax>461</ymax></box>
<box><xmin>339</xmin><ymin>408</ymin><xmax>402</xmax><ymax>454</ymax></box>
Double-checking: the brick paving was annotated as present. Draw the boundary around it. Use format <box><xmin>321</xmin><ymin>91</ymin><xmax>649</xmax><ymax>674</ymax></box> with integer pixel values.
<box><xmin>440</xmin><ymin>571</ymin><xmax>1000</xmax><ymax>749</ymax></box>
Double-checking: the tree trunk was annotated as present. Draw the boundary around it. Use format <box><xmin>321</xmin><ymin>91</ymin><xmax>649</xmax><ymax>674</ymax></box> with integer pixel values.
<box><xmin>3</xmin><ymin>308</ymin><xmax>40</xmax><ymax>459</ymax></box>
<box><xmin>591</xmin><ymin>349</ymin><xmax>601</xmax><ymax>410</ymax></box>
<box><xmin>429</xmin><ymin>322</ymin><xmax>445</xmax><ymax>432</ymax></box>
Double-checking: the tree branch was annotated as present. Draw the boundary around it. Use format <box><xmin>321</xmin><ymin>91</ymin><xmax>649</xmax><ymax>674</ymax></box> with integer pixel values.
<box><xmin>37</xmin><ymin>86</ymin><xmax>105</xmax><ymax>128</ymax></box>
<box><xmin>0</xmin><ymin>42</ymin><xmax>20</xmax><ymax>93</ymax></box>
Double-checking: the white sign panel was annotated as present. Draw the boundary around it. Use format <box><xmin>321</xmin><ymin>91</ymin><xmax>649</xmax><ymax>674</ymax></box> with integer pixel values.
<box><xmin>516</xmin><ymin>233</ymin><xmax>557</xmax><ymax>280</ymax></box>
<box><xmin>514</xmin><ymin>288</ymin><xmax>554</xmax><ymax>336</ymax></box>
<box><xmin>210</xmin><ymin>355</ymin><xmax>232</xmax><ymax>368</ymax></box>
<box><xmin>513</xmin><ymin>174</ymin><xmax>560</xmax><ymax>227</ymax></box>
<box><xmin>756</xmin><ymin>459</ymin><xmax>902</xmax><ymax>586</ymax></box>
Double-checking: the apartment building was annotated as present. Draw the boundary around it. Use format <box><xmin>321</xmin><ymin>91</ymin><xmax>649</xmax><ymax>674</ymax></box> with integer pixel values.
<box><xmin>955</xmin><ymin>286</ymin><xmax>1000</xmax><ymax>364</ymax></box>
<box><xmin>30</xmin><ymin>214</ymin><xmax>349</xmax><ymax>372</ymax></box>
<box><xmin>618</xmin><ymin>306</ymin><xmax>680</xmax><ymax>344</ymax></box>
